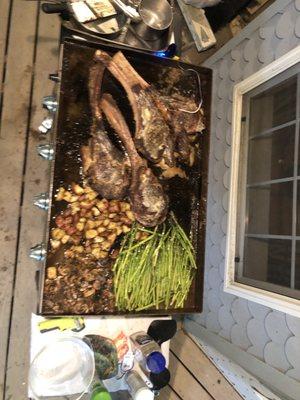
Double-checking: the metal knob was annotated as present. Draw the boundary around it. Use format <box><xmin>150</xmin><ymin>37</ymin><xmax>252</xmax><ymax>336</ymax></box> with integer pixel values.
<box><xmin>42</xmin><ymin>95</ymin><xmax>58</xmax><ymax>112</ymax></box>
<box><xmin>49</xmin><ymin>73</ymin><xmax>60</xmax><ymax>83</ymax></box>
<box><xmin>38</xmin><ymin>116</ymin><xmax>53</xmax><ymax>134</ymax></box>
<box><xmin>37</xmin><ymin>144</ymin><xmax>54</xmax><ymax>160</ymax></box>
<box><xmin>30</xmin><ymin>243</ymin><xmax>46</xmax><ymax>261</ymax></box>
<box><xmin>33</xmin><ymin>193</ymin><xmax>50</xmax><ymax>210</ymax></box>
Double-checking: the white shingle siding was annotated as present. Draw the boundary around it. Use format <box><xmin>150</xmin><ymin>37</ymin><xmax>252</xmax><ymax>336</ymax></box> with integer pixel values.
<box><xmin>185</xmin><ymin>0</ymin><xmax>300</xmax><ymax>385</ymax></box>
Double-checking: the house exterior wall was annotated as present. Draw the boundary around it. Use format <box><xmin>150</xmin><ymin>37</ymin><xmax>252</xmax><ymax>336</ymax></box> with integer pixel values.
<box><xmin>184</xmin><ymin>0</ymin><xmax>300</xmax><ymax>397</ymax></box>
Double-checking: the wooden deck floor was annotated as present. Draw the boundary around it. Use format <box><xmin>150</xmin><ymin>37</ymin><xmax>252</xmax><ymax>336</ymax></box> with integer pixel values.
<box><xmin>0</xmin><ymin>3</ymin><xmax>242</xmax><ymax>399</ymax></box>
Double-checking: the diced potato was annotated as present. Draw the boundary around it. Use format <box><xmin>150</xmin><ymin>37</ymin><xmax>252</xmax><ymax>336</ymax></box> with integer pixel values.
<box><xmin>62</xmin><ymin>191</ymin><xmax>73</xmax><ymax>202</ymax></box>
<box><xmin>103</xmin><ymin>219</ymin><xmax>110</xmax><ymax>227</ymax></box>
<box><xmin>61</xmin><ymin>234</ymin><xmax>70</xmax><ymax>244</ymax></box>
<box><xmin>69</xmin><ymin>195</ymin><xmax>79</xmax><ymax>203</ymax></box>
<box><xmin>96</xmin><ymin>199</ymin><xmax>109</xmax><ymax>211</ymax></box>
<box><xmin>115</xmin><ymin>226</ymin><xmax>123</xmax><ymax>236</ymax></box>
<box><xmin>47</xmin><ymin>266</ymin><xmax>57</xmax><ymax>280</ymax></box>
<box><xmin>120</xmin><ymin>201</ymin><xmax>130</xmax><ymax>212</ymax></box>
<box><xmin>107</xmin><ymin>233</ymin><xmax>117</xmax><ymax>243</ymax></box>
<box><xmin>85</xmin><ymin>229</ymin><xmax>98</xmax><ymax>239</ymax></box>
<box><xmin>108</xmin><ymin>221</ymin><xmax>117</xmax><ymax>230</ymax></box>
<box><xmin>108</xmin><ymin>213</ymin><xmax>117</xmax><ymax>219</ymax></box>
<box><xmin>85</xmin><ymin>220</ymin><xmax>95</xmax><ymax>229</ymax></box>
<box><xmin>93</xmin><ymin>236</ymin><xmax>105</xmax><ymax>243</ymax></box>
<box><xmin>93</xmin><ymin>220</ymin><xmax>102</xmax><ymax>228</ymax></box>
<box><xmin>55</xmin><ymin>187</ymin><xmax>65</xmax><ymax>201</ymax></box>
<box><xmin>51</xmin><ymin>228</ymin><xmax>65</xmax><ymax>240</ymax></box>
<box><xmin>86</xmin><ymin>191</ymin><xmax>98</xmax><ymax>201</ymax></box>
<box><xmin>76</xmin><ymin>222</ymin><xmax>85</xmax><ymax>232</ymax></box>
<box><xmin>122</xmin><ymin>225</ymin><xmax>131</xmax><ymax>233</ymax></box>
<box><xmin>101</xmin><ymin>240</ymin><xmax>111</xmax><ymax>251</ymax></box>
<box><xmin>92</xmin><ymin>206</ymin><xmax>100</xmax><ymax>216</ymax></box>
<box><xmin>80</xmin><ymin>200</ymin><xmax>95</xmax><ymax>209</ymax></box>
<box><xmin>70</xmin><ymin>202</ymin><xmax>81</xmax><ymax>215</ymax></box>
<box><xmin>72</xmin><ymin>183</ymin><xmax>84</xmax><ymax>195</ymax></box>
<box><xmin>50</xmin><ymin>239</ymin><xmax>61</xmax><ymax>250</ymax></box>
<box><xmin>125</xmin><ymin>210</ymin><xmax>135</xmax><ymax>221</ymax></box>
<box><xmin>97</xmin><ymin>226</ymin><xmax>106</xmax><ymax>234</ymax></box>
<box><xmin>91</xmin><ymin>248</ymin><xmax>108</xmax><ymax>260</ymax></box>
<box><xmin>73</xmin><ymin>245</ymin><xmax>84</xmax><ymax>253</ymax></box>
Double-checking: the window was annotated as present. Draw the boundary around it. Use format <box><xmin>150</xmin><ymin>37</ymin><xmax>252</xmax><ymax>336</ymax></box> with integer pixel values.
<box><xmin>225</xmin><ymin>46</ymin><xmax>300</xmax><ymax>317</ymax></box>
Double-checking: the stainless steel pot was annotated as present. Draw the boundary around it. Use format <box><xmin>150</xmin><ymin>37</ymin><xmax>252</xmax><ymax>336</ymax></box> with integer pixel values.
<box><xmin>111</xmin><ymin>0</ymin><xmax>173</xmax><ymax>41</ymax></box>
<box><xmin>136</xmin><ymin>0</ymin><xmax>173</xmax><ymax>40</ymax></box>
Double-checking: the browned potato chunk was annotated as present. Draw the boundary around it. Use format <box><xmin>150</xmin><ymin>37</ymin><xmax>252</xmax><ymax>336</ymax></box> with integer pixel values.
<box><xmin>76</xmin><ymin>222</ymin><xmax>85</xmax><ymax>232</ymax></box>
<box><xmin>92</xmin><ymin>206</ymin><xmax>100</xmax><ymax>216</ymax></box>
<box><xmin>107</xmin><ymin>233</ymin><xmax>117</xmax><ymax>243</ymax></box>
<box><xmin>51</xmin><ymin>228</ymin><xmax>65</xmax><ymax>240</ymax></box>
<box><xmin>61</xmin><ymin>234</ymin><xmax>70</xmax><ymax>244</ymax></box>
<box><xmin>103</xmin><ymin>219</ymin><xmax>110</xmax><ymax>227</ymax></box>
<box><xmin>108</xmin><ymin>221</ymin><xmax>117</xmax><ymax>230</ymax></box>
<box><xmin>120</xmin><ymin>202</ymin><xmax>130</xmax><ymax>212</ymax></box>
<box><xmin>73</xmin><ymin>245</ymin><xmax>84</xmax><ymax>253</ymax></box>
<box><xmin>122</xmin><ymin>225</ymin><xmax>131</xmax><ymax>233</ymax></box>
<box><xmin>96</xmin><ymin>199</ymin><xmax>109</xmax><ymax>211</ymax></box>
<box><xmin>50</xmin><ymin>239</ymin><xmax>61</xmax><ymax>250</ymax></box>
<box><xmin>85</xmin><ymin>229</ymin><xmax>98</xmax><ymax>239</ymax></box>
<box><xmin>91</xmin><ymin>248</ymin><xmax>108</xmax><ymax>260</ymax></box>
<box><xmin>101</xmin><ymin>240</ymin><xmax>111</xmax><ymax>251</ymax></box>
<box><xmin>86</xmin><ymin>220</ymin><xmax>96</xmax><ymax>230</ymax></box>
<box><xmin>55</xmin><ymin>187</ymin><xmax>65</xmax><ymax>201</ymax></box>
<box><xmin>93</xmin><ymin>236</ymin><xmax>105</xmax><ymax>244</ymax></box>
<box><xmin>125</xmin><ymin>210</ymin><xmax>135</xmax><ymax>221</ymax></box>
<box><xmin>86</xmin><ymin>191</ymin><xmax>98</xmax><ymax>201</ymax></box>
<box><xmin>47</xmin><ymin>266</ymin><xmax>57</xmax><ymax>280</ymax></box>
<box><xmin>72</xmin><ymin>183</ymin><xmax>84</xmax><ymax>195</ymax></box>
<box><xmin>62</xmin><ymin>191</ymin><xmax>73</xmax><ymax>202</ymax></box>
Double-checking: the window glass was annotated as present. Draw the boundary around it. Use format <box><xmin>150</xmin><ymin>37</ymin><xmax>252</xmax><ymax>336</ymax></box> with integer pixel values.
<box><xmin>247</xmin><ymin>125</ymin><xmax>295</xmax><ymax>184</ymax></box>
<box><xmin>248</xmin><ymin>75</ymin><xmax>297</xmax><ymax>135</ymax></box>
<box><xmin>244</xmin><ymin>238</ymin><xmax>292</xmax><ymax>288</ymax></box>
<box><xmin>246</xmin><ymin>182</ymin><xmax>293</xmax><ymax>236</ymax></box>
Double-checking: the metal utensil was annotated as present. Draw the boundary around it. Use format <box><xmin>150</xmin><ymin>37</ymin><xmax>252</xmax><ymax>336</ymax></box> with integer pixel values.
<box><xmin>110</xmin><ymin>0</ymin><xmax>140</xmax><ymax>21</ymax></box>
<box><xmin>135</xmin><ymin>0</ymin><xmax>173</xmax><ymax>41</ymax></box>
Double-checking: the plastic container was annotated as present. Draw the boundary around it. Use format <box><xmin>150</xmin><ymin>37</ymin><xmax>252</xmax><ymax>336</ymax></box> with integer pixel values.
<box><xmin>126</xmin><ymin>371</ymin><xmax>154</xmax><ymax>400</ymax></box>
<box><xmin>130</xmin><ymin>332</ymin><xmax>166</xmax><ymax>374</ymax></box>
<box><xmin>29</xmin><ymin>337</ymin><xmax>95</xmax><ymax>399</ymax></box>
<box><xmin>90</xmin><ymin>383</ymin><xmax>112</xmax><ymax>400</ymax></box>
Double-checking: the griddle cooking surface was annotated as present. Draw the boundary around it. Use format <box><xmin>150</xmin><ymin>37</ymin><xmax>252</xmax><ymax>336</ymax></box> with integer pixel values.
<box><xmin>41</xmin><ymin>39</ymin><xmax>212</xmax><ymax>315</ymax></box>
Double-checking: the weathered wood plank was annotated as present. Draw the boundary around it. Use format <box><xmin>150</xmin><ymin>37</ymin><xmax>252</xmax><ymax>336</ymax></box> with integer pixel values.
<box><xmin>159</xmin><ymin>385</ymin><xmax>182</xmax><ymax>400</ymax></box>
<box><xmin>0</xmin><ymin>0</ymin><xmax>39</xmax><ymax>396</ymax></box>
<box><xmin>4</xmin><ymin>9</ymin><xmax>60</xmax><ymax>399</ymax></box>
<box><xmin>168</xmin><ymin>352</ymin><xmax>213</xmax><ymax>400</ymax></box>
<box><xmin>170</xmin><ymin>331</ymin><xmax>242</xmax><ymax>400</ymax></box>
<box><xmin>0</xmin><ymin>0</ymin><xmax>11</xmax><ymax>95</ymax></box>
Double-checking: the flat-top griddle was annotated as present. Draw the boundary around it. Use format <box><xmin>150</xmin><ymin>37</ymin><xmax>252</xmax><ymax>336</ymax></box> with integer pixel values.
<box><xmin>40</xmin><ymin>38</ymin><xmax>212</xmax><ymax>315</ymax></box>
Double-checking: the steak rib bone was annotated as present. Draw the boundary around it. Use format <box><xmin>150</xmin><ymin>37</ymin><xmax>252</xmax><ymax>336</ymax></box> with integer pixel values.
<box><xmin>81</xmin><ymin>61</ymin><xmax>130</xmax><ymax>200</ymax></box>
<box><xmin>94</xmin><ymin>50</ymin><xmax>175</xmax><ymax>167</ymax></box>
<box><xmin>100</xmin><ymin>93</ymin><xmax>168</xmax><ymax>227</ymax></box>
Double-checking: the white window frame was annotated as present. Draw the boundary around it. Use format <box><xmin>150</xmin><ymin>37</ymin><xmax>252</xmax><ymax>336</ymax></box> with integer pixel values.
<box><xmin>225</xmin><ymin>45</ymin><xmax>300</xmax><ymax>318</ymax></box>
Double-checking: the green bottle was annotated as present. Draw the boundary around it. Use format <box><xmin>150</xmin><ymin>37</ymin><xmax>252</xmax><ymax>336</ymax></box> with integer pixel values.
<box><xmin>90</xmin><ymin>383</ymin><xmax>112</xmax><ymax>400</ymax></box>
